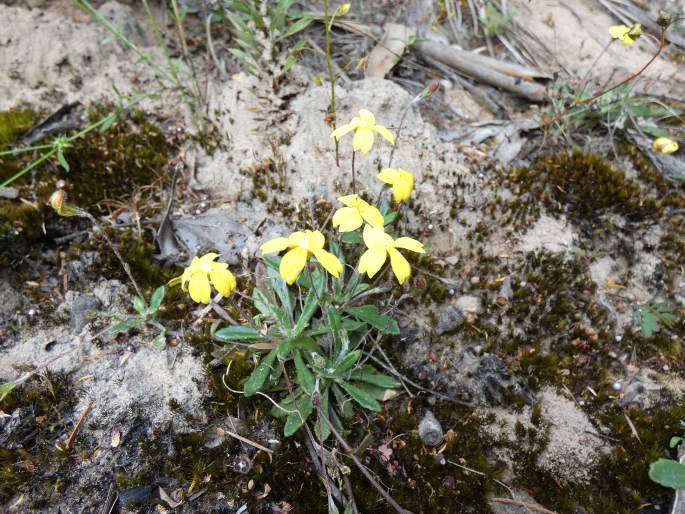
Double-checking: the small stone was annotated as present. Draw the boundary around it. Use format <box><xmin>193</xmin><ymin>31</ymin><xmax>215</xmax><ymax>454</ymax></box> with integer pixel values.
<box><xmin>612</xmin><ymin>381</ymin><xmax>622</xmax><ymax>391</ymax></box>
<box><xmin>69</xmin><ymin>294</ymin><xmax>101</xmax><ymax>335</ymax></box>
<box><xmin>418</xmin><ymin>410</ymin><xmax>444</xmax><ymax>447</ymax></box>
<box><xmin>435</xmin><ymin>305</ymin><xmax>465</xmax><ymax>335</ymax></box>
<box><xmin>470</xmin><ymin>276</ymin><xmax>480</xmax><ymax>285</ymax></box>
<box><xmin>0</xmin><ymin>187</ymin><xmax>19</xmax><ymax>199</ymax></box>
<box><xmin>455</xmin><ymin>295</ymin><xmax>482</xmax><ymax>319</ymax></box>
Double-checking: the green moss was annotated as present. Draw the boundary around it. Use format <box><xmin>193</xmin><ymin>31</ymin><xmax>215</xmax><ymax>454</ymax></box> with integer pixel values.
<box><xmin>504</xmin><ymin>150</ymin><xmax>660</xmax><ymax>230</ymax></box>
<box><xmin>0</xmin><ymin>110</ymin><xmax>34</xmax><ymax>146</ymax></box>
<box><xmin>515</xmin><ymin>400</ymin><xmax>685</xmax><ymax>513</ymax></box>
<box><xmin>0</xmin><ymin>371</ymin><xmax>77</xmax><ymax>506</ymax></box>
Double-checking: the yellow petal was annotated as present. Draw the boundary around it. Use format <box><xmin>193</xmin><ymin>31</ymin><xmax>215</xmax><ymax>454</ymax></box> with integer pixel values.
<box><xmin>362</xmin><ymin>224</ymin><xmax>393</xmax><ymax>250</ymax></box>
<box><xmin>358</xmin><ymin>248</ymin><xmax>387</xmax><ymax>278</ymax></box>
<box><xmin>312</xmin><ymin>248</ymin><xmax>343</xmax><ymax>278</ymax></box>
<box><xmin>280</xmin><ymin>247</ymin><xmax>308</xmax><ymax>285</ymax></box>
<box><xmin>338</xmin><ymin>194</ymin><xmax>360</xmax><ymax>208</ymax></box>
<box><xmin>330</xmin><ymin>121</ymin><xmax>355</xmax><ymax>141</ymax></box>
<box><xmin>180</xmin><ymin>262</ymin><xmax>198</xmax><ymax>290</ymax></box>
<box><xmin>260</xmin><ymin>237</ymin><xmax>291</xmax><ymax>254</ymax></box>
<box><xmin>333</xmin><ymin>206</ymin><xmax>364</xmax><ymax>232</ymax></box>
<box><xmin>209</xmin><ymin>263</ymin><xmax>237</xmax><ymax>296</ymax></box>
<box><xmin>377</xmin><ymin>167</ymin><xmax>398</xmax><ymax>185</ymax></box>
<box><xmin>353</xmin><ymin>128</ymin><xmax>374</xmax><ymax>154</ymax></box>
<box><xmin>306</xmin><ymin>230</ymin><xmax>326</xmax><ymax>250</ymax></box>
<box><xmin>653</xmin><ymin>137</ymin><xmax>679</xmax><ymax>154</ymax></box>
<box><xmin>609</xmin><ymin>24</ymin><xmax>629</xmax><ymax>40</ymax></box>
<box><xmin>287</xmin><ymin>231</ymin><xmax>309</xmax><ymax>249</ymax></box>
<box><xmin>358</xmin><ymin>109</ymin><xmax>376</xmax><ymax>127</ymax></box>
<box><xmin>359</xmin><ymin>203</ymin><xmax>384</xmax><ymax>228</ymax></box>
<box><xmin>392</xmin><ymin>169</ymin><xmax>414</xmax><ymax>202</ymax></box>
<box><xmin>373</xmin><ymin>124</ymin><xmax>395</xmax><ymax>145</ymax></box>
<box><xmin>387</xmin><ymin>247</ymin><xmax>411</xmax><ymax>285</ymax></box>
<box><xmin>188</xmin><ymin>272</ymin><xmax>212</xmax><ymax>303</ymax></box>
<box><xmin>393</xmin><ymin>237</ymin><xmax>425</xmax><ymax>253</ymax></box>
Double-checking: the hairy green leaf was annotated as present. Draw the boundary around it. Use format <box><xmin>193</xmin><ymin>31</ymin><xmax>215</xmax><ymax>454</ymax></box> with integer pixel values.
<box><xmin>649</xmin><ymin>458</ymin><xmax>685</xmax><ymax>489</ymax></box>
<box><xmin>133</xmin><ymin>295</ymin><xmax>145</xmax><ymax>315</ymax></box>
<box><xmin>294</xmin><ymin>351</ymin><xmax>315</xmax><ymax>395</ymax></box>
<box><xmin>243</xmin><ymin>349</ymin><xmax>278</xmax><ymax>397</ymax></box>
<box><xmin>339</xmin><ymin>381</ymin><xmax>381</xmax><ymax>411</ymax></box>
<box><xmin>110</xmin><ymin>317</ymin><xmax>144</xmax><ymax>335</ymax></box>
<box><xmin>344</xmin><ymin>305</ymin><xmax>399</xmax><ymax>335</ymax></box>
<box><xmin>214</xmin><ymin>325</ymin><xmax>268</xmax><ymax>341</ymax></box>
<box><xmin>351</xmin><ymin>365</ymin><xmax>400</xmax><ymax>389</ymax></box>
<box><xmin>148</xmin><ymin>286</ymin><xmax>165</xmax><ymax>315</ymax></box>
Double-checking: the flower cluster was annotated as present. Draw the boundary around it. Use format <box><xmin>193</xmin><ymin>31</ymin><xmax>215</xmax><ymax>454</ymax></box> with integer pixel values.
<box><xmin>171</xmin><ymin>108</ymin><xmax>426</xmax><ymax>303</ymax></box>
<box><xmin>168</xmin><ymin>253</ymin><xmax>236</xmax><ymax>304</ymax></box>
<box><xmin>609</xmin><ymin>23</ymin><xmax>642</xmax><ymax>45</ymax></box>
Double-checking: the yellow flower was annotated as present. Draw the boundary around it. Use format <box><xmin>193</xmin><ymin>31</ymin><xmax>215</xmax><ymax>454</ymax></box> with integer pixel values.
<box><xmin>168</xmin><ymin>253</ymin><xmax>236</xmax><ymax>304</ymax></box>
<box><xmin>377</xmin><ymin>167</ymin><xmax>414</xmax><ymax>203</ymax></box>
<box><xmin>653</xmin><ymin>137</ymin><xmax>679</xmax><ymax>154</ymax></box>
<box><xmin>332</xmin><ymin>194</ymin><xmax>384</xmax><ymax>232</ymax></box>
<box><xmin>330</xmin><ymin>109</ymin><xmax>395</xmax><ymax>155</ymax></box>
<box><xmin>358</xmin><ymin>225</ymin><xmax>425</xmax><ymax>285</ymax></box>
<box><xmin>609</xmin><ymin>23</ymin><xmax>642</xmax><ymax>45</ymax></box>
<box><xmin>337</xmin><ymin>3</ymin><xmax>350</xmax><ymax>15</ymax></box>
<box><xmin>260</xmin><ymin>230</ymin><xmax>342</xmax><ymax>285</ymax></box>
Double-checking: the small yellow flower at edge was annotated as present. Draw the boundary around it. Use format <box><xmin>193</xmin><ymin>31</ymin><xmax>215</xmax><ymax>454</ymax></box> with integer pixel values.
<box><xmin>609</xmin><ymin>23</ymin><xmax>642</xmax><ymax>45</ymax></box>
<box><xmin>377</xmin><ymin>167</ymin><xmax>414</xmax><ymax>203</ymax></box>
<box><xmin>358</xmin><ymin>225</ymin><xmax>425</xmax><ymax>285</ymax></box>
<box><xmin>260</xmin><ymin>230</ymin><xmax>342</xmax><ymax>285</ymax></box>
<box><xmin>168</xmin><ymin>253</ymin><xmax>236</xmax><ymax>304</ymax></box>
<box><xmin>653</xmin><ymin>137</ymin><xmax>679</xmax><ymax>154</ymax></box>
<box><xmin>330</xmin><ymin>109</ymin><xmax>395</xmax><ymax>155</ymax></box>
<box><xmin>332</xmin><ymin>194</ymin><xmax>384</xmax><ymax>232</ymax></box>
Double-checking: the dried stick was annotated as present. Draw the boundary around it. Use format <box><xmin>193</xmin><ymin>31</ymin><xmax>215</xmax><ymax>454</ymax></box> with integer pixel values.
<box><xmin>224</xmin><ymin>429</ymin><xmax>273</xmax><ymax>454</ymax></box>
<box><xmin>66</xmin><ymin>401</ymin><xmax>93</xmax><ymax>449</ymax></box>
<box><xmin>314</xmin><ymin>400</ymin><xmax>415</xmax><ymax>514</ymax></box>
<box><xmin>490</xmin><ymin>497</ymin><xmax>557</xmax><ymax>514</ymax></box>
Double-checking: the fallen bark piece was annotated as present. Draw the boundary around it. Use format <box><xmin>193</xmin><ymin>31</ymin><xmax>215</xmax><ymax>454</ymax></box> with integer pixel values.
<box><xmin>366</xmin><ymin>23</ymin><xmax>417</xmax><ymax>79</ymax></box>
<box><xmin>417</xmin><ymin>40</ymin><xmax>548</xmax><ymax>102</ymax></box>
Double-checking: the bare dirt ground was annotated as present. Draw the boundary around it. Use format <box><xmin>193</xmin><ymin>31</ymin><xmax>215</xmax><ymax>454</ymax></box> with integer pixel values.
<box><xmin>1</xmin><ymin>0</ymin><xmax>685</xmax><ymax>513</ymax></box>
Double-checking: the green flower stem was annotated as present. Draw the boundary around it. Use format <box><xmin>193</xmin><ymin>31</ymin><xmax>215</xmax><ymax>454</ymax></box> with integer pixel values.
<box><xmin>0</xmin><ymin>143</ymin><xmax>54</xmax><ymax>157</ymax></box>
<box><xmin>0</xmin><ymin>150</ymin><xmax>54</xmax><ymax>188</ymax></box>
<box><xmin>1</xmin><ymin>95</ymin><xmax>148</xmax><ymax>188</ymax></box>
<box><xmin>323</xmin><ymin>0</ymin><xmax>340</xmax><ymax>167</ymax></box>
<box><xmin>351</xmin><ymin>150</ymin><xmax>356</xmax><ymax>194</ymax></box>
<box><xmin>81</xmin><ymin>210</ymin><xmax>146</xmax><ymax>302</ymax></box>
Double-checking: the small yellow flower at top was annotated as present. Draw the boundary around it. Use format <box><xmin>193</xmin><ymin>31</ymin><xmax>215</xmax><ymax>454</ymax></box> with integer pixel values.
<box><xmin>330</xmin><ymin>109</ymin><xmax>395</xmax><ymax>155</ymax></box>
<box><xmin>653</xmin><ymin>137</ymin><xmax>679</xmax><ymax>154</ymax></box>
<box><xmin>337</xmin><ymin>3</ymin><xmax>350</xmax><ymax>15</ymax></box>
<box><xmin>377</xmin><ymin>167</ymin><xmax>414</xmax><ymax>203</ymax></box>
<box><xmin>260</xmin><ymin>230</ymin><xmax>342</xmax><ymax>285</ymax></box>
<box><xmin>609</xmin><ymin>23</ymin><xmax>642</xmax><ymax>45</ymax></box>
<box><xmin>358</xmin><ymin>225</ymin><xmax>425</xmax><ymax>285</ymax></box>
<box><xmin>332</xmin><ymin>194</ymin><xmax>384</xmax><ymax>232</ymax></box>
<box><xmin>168</xmin><ymin>253</ymin><xmax>236</xmax><ymax>304</ymax></box>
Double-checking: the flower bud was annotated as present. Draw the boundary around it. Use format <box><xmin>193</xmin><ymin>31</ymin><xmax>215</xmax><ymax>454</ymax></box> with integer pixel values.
<box><xmin>653</xmin><ymin>137</ymin><xmax>679</xmax><ymax>154</ymax></box>
<box><xmin>49</xmin><ymin>190</ymin><xmax>66</xmax><ymax>213</ymax></box>
<box><xmin>338</xmin><ymin>3</ymin><xmax>350</xmax><ymax>15</ymax></box>
<box><xmin>657</xmin><ymin>10</ymin><xmax>672</xmax><ymax>28</ymax></box>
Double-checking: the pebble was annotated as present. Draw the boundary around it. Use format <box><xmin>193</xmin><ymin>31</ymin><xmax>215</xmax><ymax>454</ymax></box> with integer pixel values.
<box><xmin>435</xmin><ymin>305</ymin><xmax>465</xmax><ymax>335</ymax></box>
<box><xmin>612</xmin><ymin>381</ymin><xmax>622</xmax><ymax>391</ymax></box>
<box><xmin>418</xmin><ymin>410</ymin><xmax>444</xmax><ymax>447</ymax></box>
